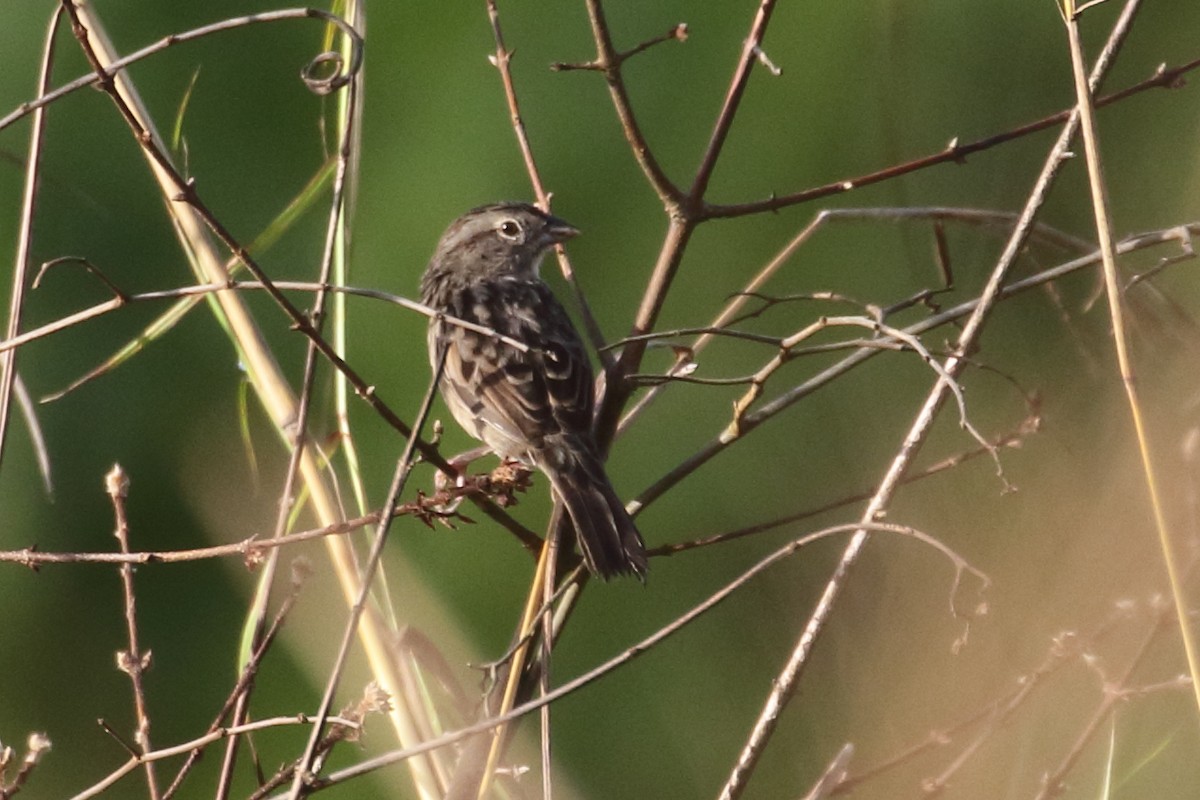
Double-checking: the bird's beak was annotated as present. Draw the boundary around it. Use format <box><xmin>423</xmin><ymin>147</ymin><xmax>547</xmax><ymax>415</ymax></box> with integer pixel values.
<box><xmin>544</xmin><ymin>215</ymin><xmax>580</xmax><ymax>244</ymax></box>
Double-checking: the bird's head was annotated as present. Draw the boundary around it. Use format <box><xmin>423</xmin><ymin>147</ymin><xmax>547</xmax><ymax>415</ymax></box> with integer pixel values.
<box><xmin>430</xmin><ymin>202</ymin><xmax>579</xmax><ymax>281</ymax></box>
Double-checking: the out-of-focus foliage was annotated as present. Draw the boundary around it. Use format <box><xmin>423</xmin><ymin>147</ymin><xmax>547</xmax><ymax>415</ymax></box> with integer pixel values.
<box><xmin>1</xmin><ymin>1</ymin><xmax>1199</xmax><ymax>798</ymax></box>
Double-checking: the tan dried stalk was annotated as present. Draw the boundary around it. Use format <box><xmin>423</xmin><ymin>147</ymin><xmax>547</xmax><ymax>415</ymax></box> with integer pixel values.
<box><xmin>65</xmin><ymin>3</ymin><xmax>441</xmax><ymax>797</ymax></box>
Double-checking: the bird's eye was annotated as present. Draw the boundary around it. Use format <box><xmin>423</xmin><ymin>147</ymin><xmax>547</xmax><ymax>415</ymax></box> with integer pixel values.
<box><xmin>497</xmin><ymin>219</ymin><xmax>523</xmax><ymax>240</ymax></box>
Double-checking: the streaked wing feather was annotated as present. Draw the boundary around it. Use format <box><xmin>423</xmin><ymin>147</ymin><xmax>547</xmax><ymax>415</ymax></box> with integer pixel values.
<box><xmin>435</xmin><ymin>279</ymin><xmax>593</xmax><ymax>457</ymax></box>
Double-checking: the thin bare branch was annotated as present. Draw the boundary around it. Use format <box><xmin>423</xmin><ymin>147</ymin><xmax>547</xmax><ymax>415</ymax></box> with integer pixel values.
<box><xmin>650</xmin><ymin>415</ymin><xmax>1037</xmax><ymax>558</ymax></box>
<box><xmin>485</xmin><ymin>0</ymin><xmax>610</xmax><ymax>363</ymax></box>
<box><xmin>104</xmin><ymin>465</ymin><xmax>159</xmax><ymax>799</ymax></box>
<box><xmin>1032</xmin><ymin>601</ymin><xmax>1174</xmax><ymax>800</ymax></box>
<box><xmin>288</xmin><ymin>347</ymin><xmax>447</xmax><ymax>797</ymax></box>
<box><xmin>631</xmin><ymin>220</ymin><xmax>1195</xmax><ymax>516</ymax></box>
<box><xmin>702</xmin><ymin>53</ymin><xmax>1199</xmax><ymax>220</ymax></box>
<box><xmin>715</xmin><ymin>4</ymin><xmax>1143</xmax><ymax>797</ymax></box>
<box><xmin>575</xmin><ymin>0</ymin><xmax>684</xmax><ymax>207</ymax></box>
<box><xmin>0</xmin><ymin>469</ymin><xmax>541</xmax><ymax>570</ymax></box>
<box><xmin>0</xmin><ymin>9</ymin><xmax>363</xmax><ymax>136</ymax></box>
<box><xmin>264</xmin><ymin>522</ymin><xmax>985</xmax><ymax>797</ymax></box>
<box><xmin>0</xmin><ymin>7</ymin><xmax>61</xmax><ymax>486</ymax></box>
<box><xmin>551</xmin><ymin>23</ymin><xmax>687</xmax><ymax>71</ymax></box>
<box><xmin>0</xmin><ymin>733</ymin><xmax>53</xmax><ymax>799</ymax></box>
<box><xmin>72</xmin><ymin>715</ymin><xmax>362</xmax><ymax>800</ymax></box>
<box><xmin>688</xmin><ymin>0</ymin><xmax>778</xmax><ymax>203</ymax></box>
<box><xmin>827</xmin><ymin>599</ymin><xmax>1135</xmax><ymax>795</ymax></box>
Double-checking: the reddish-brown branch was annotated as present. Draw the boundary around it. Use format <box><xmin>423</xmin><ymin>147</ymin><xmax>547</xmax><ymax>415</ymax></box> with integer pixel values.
<box><xmin>702</xmin><ymin>55</ymin><xmax>1200</xmax><ymax>220</ymax></box>
<box><xmin>579</xmin><ymin>0</ymin><xmax>683</xmax><ymax>208</ymax></box>
<box><xmin>485</xmin><ymin>0</ymin><xmax>610</xmax><ymax>362</ymax></box>
<box><xmin>551</xmin><ymin>23</ymin><xmax>688</xmax><ymax>73</ymax></box>
<box><xmin>583</xmin><ymin>0</ymin><xmax>784</xmax><ymax>450</ymax></box>
<box><xmin>688</xmin><ymin>0</ymin><xmax>778</xmax><ymax>204</ymax></box>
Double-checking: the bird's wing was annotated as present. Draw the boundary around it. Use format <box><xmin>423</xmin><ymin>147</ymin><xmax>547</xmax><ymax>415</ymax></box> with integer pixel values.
<box><xmin>438</xmin><ymin>279</ymin><xmax>594</xmax><ymax>456</ymax></box>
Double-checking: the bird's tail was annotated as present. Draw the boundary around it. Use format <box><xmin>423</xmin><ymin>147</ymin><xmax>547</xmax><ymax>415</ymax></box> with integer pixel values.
<box><xmin>540</xmin><ymin>437</ymin><xmax>647</xmax><ymax>581</ymax></box>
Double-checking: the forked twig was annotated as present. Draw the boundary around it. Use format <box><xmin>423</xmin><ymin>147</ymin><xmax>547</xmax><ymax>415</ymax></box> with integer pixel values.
<box><xmin>0</xmin><ymin>733</ymin><xmax>53</xmax><ymax>799</ymax></box>
<box><xmin>688</xmin><ymin>0</ymin><xmax>778</xmax><ymax>204</ymax></box>
<box><xmin>576</xmin><ymin>0</ymin><xmax>683</xmax><ymax>206</ymax></box>
<box><xmin>1031</xmin><ymin>597</ymin><xmax>1177</xmax><ymax>800</ymax></box>
<box><xmin>615</xmin><ymin>206</ymin><xmax>1088</xmax><ymax>437</ymax></box>
<box><xmin>629</xmin><ymin>219</ymin><xmax>1197</xmax><ymax>517</ymax></box>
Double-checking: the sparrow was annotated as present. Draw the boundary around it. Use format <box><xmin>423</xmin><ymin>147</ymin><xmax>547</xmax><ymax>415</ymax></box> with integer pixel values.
<box><xmin>420</xmin><ymin>203</ymin><xmax>648</xmax><ymax>579</ymax></box>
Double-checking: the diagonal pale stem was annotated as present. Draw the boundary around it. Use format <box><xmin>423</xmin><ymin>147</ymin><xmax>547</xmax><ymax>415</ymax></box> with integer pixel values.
<box><xmin>69</xmin><ymin>3</ymin><xmax>440</xmax><ymax>796</ymax></box>
<box><xmin>1061</xmin><ymin>0</ymin><xmax>1200</xmax><ymax>717</ymax></box>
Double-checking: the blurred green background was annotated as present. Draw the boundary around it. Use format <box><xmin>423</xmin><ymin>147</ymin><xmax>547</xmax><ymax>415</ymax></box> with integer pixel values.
<box><xmin>2</xmin><ymin>1</ymin><xmax>1200</xmax><ymax>798</ymax></box>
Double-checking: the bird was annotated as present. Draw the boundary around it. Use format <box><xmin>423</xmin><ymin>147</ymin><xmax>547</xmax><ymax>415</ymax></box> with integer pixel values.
<box><xmin>420</xmin><ymin>202</ymin><xmax>648</xmax><ymax>580</ymax></box>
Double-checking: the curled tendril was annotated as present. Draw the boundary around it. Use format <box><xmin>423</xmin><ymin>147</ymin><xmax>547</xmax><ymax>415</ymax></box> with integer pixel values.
<box><xmin>33</xmin><ymin>256</ymin><xmax>128</xmax><ymax>301</ymax></box>
<box><xmin>299</xmin><ymin>8</ymin><xmax>363</xmax><ymax>95</ymax></box>
<box><xmin>302</xmin><ymin>51</ymin><xmax>349</xmax><ymax>95</ymax></box>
